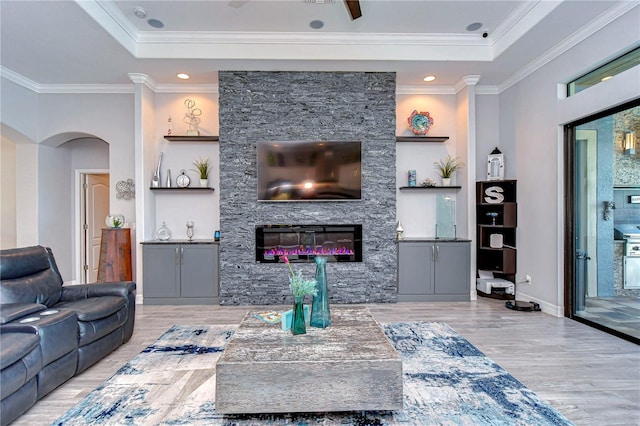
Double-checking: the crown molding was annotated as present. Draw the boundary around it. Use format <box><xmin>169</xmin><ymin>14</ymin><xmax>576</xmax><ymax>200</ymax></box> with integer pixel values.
<box><xmin>128</xmin><ymin>73</ymin><xmax>157</xmax><ymax>92</ymax></box>
<box><xmin>476</xmin><ymin>86</ymin><xmax>500</xmax><ymax>96</ymax></box>
<box><xmin>74</xmin><ymin>0</ymin><xmax>137</xmax><ymax>55</ymax></box>
<box><xmin>496</xmin><ymin>1</ymin><xmax>639</xmax><ymax>94</ymax></box>
<box><xmin>38</xmin><ymin>85</ymin><xmax>134</xmax><ymax>94</ymax></box>
<box><xmin>0</xmin><ymin>67</ymin><xmax>508</xmax><ymax>97</ymax></box>
<box><xmin>396</xmin><ymin>85</ymin><xmax>456</xmax><ymax>95</ymax></box>
<box><xmin>491</xmin><ymin>1</ymin><xmax>561</xmax><ymax>59</ymax></box>
<box><xmin>156</xmin><ymin>84</ymin><xmax>219</xmax><ymax>94</ymax></box>
<box><xmin>1</xmin><ymin>66</ymin><xmax>40</xmax><ymax>92</ymax></box>
<box><xmin>137</xmin><ymin>31</ymin><xmax>487</xmax><ymax>47</ymax></box>
<box><xmin>453</xmin><ymin>75</ymin><xmax>481</xmax><ymax>93</ymax></box>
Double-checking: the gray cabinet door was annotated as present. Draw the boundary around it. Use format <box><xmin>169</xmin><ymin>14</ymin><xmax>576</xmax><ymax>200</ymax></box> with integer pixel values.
<box><xmin>398</xmin><ymin>242</ymin><xmax>434</xmax><ymax>295</ymax></box>
<box><xmin>181</xmin><ymin>245</ymin><xmax>219</xmax><ymax>298</ymax></box>
<box><xmin>434</xmin><ymin>242</ymin><xmax>470</xmax><ymax>295</ymax></box>
<box><xmin>143</xmin><ymin>245</ymin><xmax>180</xmax><ymax>297</ymax></box>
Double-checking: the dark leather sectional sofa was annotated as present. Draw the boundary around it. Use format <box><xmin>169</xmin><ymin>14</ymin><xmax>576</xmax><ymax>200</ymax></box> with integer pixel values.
<box><xmin>0</xmin><ymin>245</ymin><xmax>136</xmax><ymax>425</ymax></box>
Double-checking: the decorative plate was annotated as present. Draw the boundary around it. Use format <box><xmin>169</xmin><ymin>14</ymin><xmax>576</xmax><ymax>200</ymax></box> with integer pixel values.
<box><xmin>408</xmin><ymin>110</ymin><xmax>434</xmax><ymax>135</ymax></box>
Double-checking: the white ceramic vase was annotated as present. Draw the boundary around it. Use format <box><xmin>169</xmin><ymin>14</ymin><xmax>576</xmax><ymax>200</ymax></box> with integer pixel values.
<box><xmin>441</xmin><ymin>177</ymin><xmax>451</xmax><ymax>186</ymax></box>
<box><xmin>200</xmin><ymin>179</ymin><xmax>208</xmax><ymax>188</ymax></box>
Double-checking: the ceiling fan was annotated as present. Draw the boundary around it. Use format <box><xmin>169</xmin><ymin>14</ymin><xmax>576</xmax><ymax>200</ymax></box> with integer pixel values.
<box><xmin>228</xmin><ymin>0</ymin><xmax>362</xmax><ymax>21</ymax></box>
<box><xmin>344</xmin><ymin>0</ymin><xmax>362</xmax><ymax>20</ymax></box>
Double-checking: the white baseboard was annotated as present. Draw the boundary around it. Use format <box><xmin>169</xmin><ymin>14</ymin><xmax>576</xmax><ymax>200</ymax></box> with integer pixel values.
<box><xmin>516</xmin><ymin>291</ymin><xmax>563</xmax><ymax>317</ymax></box>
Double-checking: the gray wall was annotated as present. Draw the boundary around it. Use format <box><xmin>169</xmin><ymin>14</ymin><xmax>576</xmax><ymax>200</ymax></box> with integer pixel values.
<box><xmin>218</xmin><ymin>71</ymin><xmax>397</xmax><ymax>305</ymax></box>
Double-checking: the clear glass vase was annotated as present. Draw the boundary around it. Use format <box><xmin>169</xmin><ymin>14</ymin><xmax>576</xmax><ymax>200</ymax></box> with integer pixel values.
<box><xmin>310</xmin><ymin>256</ymin><xmax>331</xmax><ymax>328</ymax></box>
<box><xmin>291</xmin><ymin>296</ymin><xmax>306</xmax><ymax>335</ymax></box>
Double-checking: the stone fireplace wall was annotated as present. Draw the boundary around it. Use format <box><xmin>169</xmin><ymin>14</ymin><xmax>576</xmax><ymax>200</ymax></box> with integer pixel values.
<box><xmin>218</xmin><ymin>71</ymin><xmax>396</xmax><ymax>304</ymax></box>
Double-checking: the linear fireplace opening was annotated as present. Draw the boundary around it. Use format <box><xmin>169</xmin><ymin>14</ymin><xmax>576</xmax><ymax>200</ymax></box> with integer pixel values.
<box><xmin>256</xmin><ymin>224</ymin><xmax>362</xmax><ymax>263</ymax></box>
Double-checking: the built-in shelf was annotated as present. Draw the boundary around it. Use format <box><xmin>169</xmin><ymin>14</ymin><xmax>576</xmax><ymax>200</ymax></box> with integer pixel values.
<box><xmin>396</xmin><ymin>136</ymin><xmax>449</xmax><ymax>143</ymax></box>
<box><xmin>164</xmin><ymin>135</ymin><xmax>219</xmax><ymax>142</ymax></box>
<box><xmin>399</xmin><ymin>186</ymin><xmax>461</xmax><ymax>190</ymax></box>
<box><xmin>150</xmin><ymin>187</ymin><xmax>214</xmax><ymax>192</ymax></box>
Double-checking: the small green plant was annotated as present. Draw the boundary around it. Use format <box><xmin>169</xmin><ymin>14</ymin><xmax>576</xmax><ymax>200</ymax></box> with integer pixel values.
<box><xmin>433</xmin><ymin>155</ymin><xmax>464</xmax><ymax>178</ymax></box>
<box><xmin>112</xmin><ymin>217</ymin><xmax>122</xmax><ymax>228</ymax></box>
<box><xmin>282</xmin><ymin>256</ymin><xmax>318</xmax><ymax>298</ymax></box>
<box><xmin>192</xmin><ymin>157</ymin><xmax>211</xmax><ymax>179</ymax></box>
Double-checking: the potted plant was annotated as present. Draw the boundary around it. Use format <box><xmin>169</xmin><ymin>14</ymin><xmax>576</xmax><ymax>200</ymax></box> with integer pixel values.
<box><xmin>433</xmin><ymin>155</ymin><xmax>464</xmax><ymax>186</ymax></box>
<box><xmin>193</xmin><ymin>157</ymin><xmax>211</xmax><ymax>187</ymax></box>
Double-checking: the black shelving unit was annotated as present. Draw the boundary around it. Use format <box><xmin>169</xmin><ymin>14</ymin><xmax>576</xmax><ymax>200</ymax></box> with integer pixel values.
<box><xmin>476</xmin><ymin>180</ymin><xmax>517</xmax><ymax>299</ymax></box>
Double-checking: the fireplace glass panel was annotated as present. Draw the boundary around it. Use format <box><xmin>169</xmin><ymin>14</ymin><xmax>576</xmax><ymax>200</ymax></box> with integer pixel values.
<box><xmin>256</xmin><ymin>224</ymin><xmax>362</xmax><ymax>263</ymax></box>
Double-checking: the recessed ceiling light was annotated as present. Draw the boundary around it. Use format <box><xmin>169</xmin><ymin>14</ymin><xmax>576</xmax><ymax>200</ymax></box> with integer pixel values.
<box><xmin>423</xmin><ymin>75</ymin><xmax>436</xmax><ymax>82</ymax></box>
<box><xmin>601</xmin><ymin>75</ymin><xmax>613</xmax><ymax>81</ymax></box>
<box><xmin>177</xmin><ymin>73</ymin><xmax>190</xmax><ymax>80</ymax></box>
<box><xmin>147</xmin><ymin>18</ymin><xmax>164</xmax><ymax>29</ymax></box>
<box><xmin>310</xmin><ymin>20</ymin><xmax>324</xmax><ymax>29</ymax></box>
<box><xmin>466</xmin><ymin>22</ymin><xmax>483</xmax><ymax>32</ymax></box>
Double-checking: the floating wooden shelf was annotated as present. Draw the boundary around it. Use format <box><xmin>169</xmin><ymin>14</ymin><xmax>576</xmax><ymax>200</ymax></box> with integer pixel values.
<box><xmin>164</xmin><ymin>135</ymin><xmax>219</xmax><ymax>142</ymax></box>
<box><xmin>150</xmin><ymin>187</ymin><xmax>214</xmax><ymax>192</ymax></box>
<box><xmin>396</xmin><ymin>136</ymin><xmax>449</xmax><ymax>143</ymax></box>
<box><xmin>399</xmin><ymin>186</ymin><xmax>461</xmax><ymax>190</ymax></box>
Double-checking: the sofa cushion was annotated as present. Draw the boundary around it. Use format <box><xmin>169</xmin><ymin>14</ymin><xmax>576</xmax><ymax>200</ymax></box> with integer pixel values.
<box><xmin>76</xmin><ymin>305</ymin><xmax>128</xmax><ymax>347</ymax></box>
<box><xmin>53</xmin><ymin>296</ymin><xmax>126</xmax><ymax>322</ymax></box>
<box><xmin>0</xmin><ymin>246</ymin><xmax>50</xmax><ymax>280</ymax></box>
<box><xmin>0</xmin><ymin>330</ymin><xmax>42</xmax><ymax>401</ymax></box>
<box><xmin>0</xmin><ymin>246</ymin><xmax>63</xmax><ymax>307</ymax></box>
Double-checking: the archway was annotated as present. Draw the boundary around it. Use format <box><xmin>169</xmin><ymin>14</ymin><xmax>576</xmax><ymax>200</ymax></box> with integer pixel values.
<box><xmin>38</xmin><ymin>132</ymin><xmax>110</xmax><ymax>283</ymax></box>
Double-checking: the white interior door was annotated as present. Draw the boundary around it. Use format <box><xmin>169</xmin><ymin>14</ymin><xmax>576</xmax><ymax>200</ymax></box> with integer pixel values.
<box><xmin>84</xmin><ymin>174</ymin><xmax>109</xmax><ymax>283</ymax></box>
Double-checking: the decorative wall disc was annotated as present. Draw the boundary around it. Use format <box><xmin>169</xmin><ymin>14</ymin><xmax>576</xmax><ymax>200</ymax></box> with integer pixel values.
<box><xmin>116</xmin><ymin>179</ymin><xmax>135</xmax><ymax>200</ymax></box>
<box><xmin>408</xmin><ymin>110</ymin><xmax>434</xmax><ymax>135</ymax></box>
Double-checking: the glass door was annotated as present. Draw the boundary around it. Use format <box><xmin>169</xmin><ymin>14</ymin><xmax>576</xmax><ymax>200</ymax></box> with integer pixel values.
<box><xmin>566</xmin><ymin>100</ymin><xmax>640</xmax><ymax>344</ymax></box>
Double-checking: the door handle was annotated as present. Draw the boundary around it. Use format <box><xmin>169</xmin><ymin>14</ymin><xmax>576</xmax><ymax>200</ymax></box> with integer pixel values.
<box><xmin>431</xmin><ymin>245</ymin><xmax>435</xmax><ymax>262</ymax></box>
<box><xmin>180</xmin><ymin>247</ymin><xmax>184</xmax><ymax>265</ymax></box>
<box><xmin>435</xmin><ymin>245</ymin><xmax>439</xmax><ymax>262</ymax></box>
<box><xmin>175</xmin><ymin>247</ymin><xmax>180</xmax><ymax>265</ymax></box>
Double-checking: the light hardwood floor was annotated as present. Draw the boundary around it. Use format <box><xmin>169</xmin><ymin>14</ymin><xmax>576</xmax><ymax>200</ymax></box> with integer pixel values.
<box><xmin>13</xmin><ymin>298</ymin><xmax>640</xmax><ymax>426</ymax></box>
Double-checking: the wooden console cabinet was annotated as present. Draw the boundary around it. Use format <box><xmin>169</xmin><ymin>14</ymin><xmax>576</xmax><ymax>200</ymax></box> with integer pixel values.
<box><xmin>142</xmin><ymin>241</ymin><xmax>219</xmax><ymax>304</ymax></box>
<box><xmin>97</xmin><ymin>228</ymin><xmax>132</xmax><ymax>282</ymax></box>
<box><xmin>397</xmin><ymin>239</ymin><xmax>471</xmax><ymax>301</ymax></box>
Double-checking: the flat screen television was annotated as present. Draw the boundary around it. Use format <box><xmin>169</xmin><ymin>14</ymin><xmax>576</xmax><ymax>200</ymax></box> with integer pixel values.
<box><xmin>257</xmin><ymin>141</ymin><xmax>362</xmax><ymax>201</ymax></box>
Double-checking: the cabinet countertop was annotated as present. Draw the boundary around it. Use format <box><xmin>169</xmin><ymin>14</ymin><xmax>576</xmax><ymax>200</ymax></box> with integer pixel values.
<box><xmin>141</xmin><ymin>239</ymin><xmax>219</xmax><ymax>245</ymax></box>
<box><xmin>397</xmin><ymin>237</ymin><xmax>471</xmax><ymax>243</ymax></box>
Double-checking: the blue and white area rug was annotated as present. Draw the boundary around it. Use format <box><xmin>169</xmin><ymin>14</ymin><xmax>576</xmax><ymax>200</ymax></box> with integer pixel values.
<box><xmin>53</xmin><ymin>323</ymin><xmax>573</xmax><ymax>426</ymax></box>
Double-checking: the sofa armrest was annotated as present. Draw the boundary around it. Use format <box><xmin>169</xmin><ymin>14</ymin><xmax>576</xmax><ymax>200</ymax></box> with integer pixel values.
<box><xmin>0</xmin><ymin>303</ymin><xmax>47</xmax><ymax>324</ymax></box>
<box><xmin>60</xmin><ymin>282</ymin><xmax>136</xmax><ymax>302</ymax></box>
<box><xmin>0</xmin><ymin>324</ymin><xmax>40</xmax><ymax>334</ymax></box>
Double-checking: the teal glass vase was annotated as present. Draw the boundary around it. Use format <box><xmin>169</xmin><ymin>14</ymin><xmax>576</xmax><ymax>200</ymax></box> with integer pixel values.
<box><xmin>291</xmin><ymin>296</ymin><xmax>306</xmax><ymax>335</ymax></box>
<box><xmin>310</xmin><ymin>256</ymin><xmax>331</xmax><ymax>328</ymax></box>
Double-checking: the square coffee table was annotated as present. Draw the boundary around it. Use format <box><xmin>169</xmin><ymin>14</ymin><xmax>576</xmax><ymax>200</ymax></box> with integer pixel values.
<box><xmin>215</xmin><ymin>305</ymin><xmax>403</xmax><ymax>414</ymax></box>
